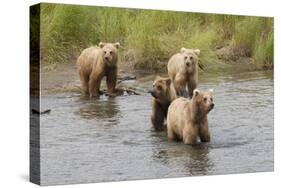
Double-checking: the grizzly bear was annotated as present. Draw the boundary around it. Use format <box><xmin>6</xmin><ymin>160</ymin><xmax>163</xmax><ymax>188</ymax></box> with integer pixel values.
<box><xmin>167</xmin><ymin>48</ymin><xmax>200</xmax><ymax>98</ymax></box>
<box><xmin>167</xmin><ymin>89</ymin><xmax>214</xmax><ymax>144</ymax></box>
<box><xmin>76</xmin><ymin>42</ymin><xmax>120</xmax><ymax>98</ymax></box>
<box><xmin>149</xmin><ymin>76</ymin><xmax>177</xmax><ymax>131</ymax></box>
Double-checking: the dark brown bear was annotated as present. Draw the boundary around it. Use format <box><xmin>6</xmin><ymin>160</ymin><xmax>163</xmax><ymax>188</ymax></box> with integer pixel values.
<box><xmin>149</xmin><ymin>76</ymin><xmax>177</xmax><ymax>131</ymax></box>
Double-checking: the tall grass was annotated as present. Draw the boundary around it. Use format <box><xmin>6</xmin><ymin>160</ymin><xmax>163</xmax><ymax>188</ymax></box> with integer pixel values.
<box><xmin>253</xmin><ymin>31</ymin><xmax>274</xmax><ymax>69</ymax></box>
<box><xmin>38</xmin><ymin>3</ymin><xmax>274</xmax><ymax>70</ymax></box>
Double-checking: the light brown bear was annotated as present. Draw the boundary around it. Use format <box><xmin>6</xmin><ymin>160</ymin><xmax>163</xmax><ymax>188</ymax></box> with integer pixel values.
<box><xmin>149</xmin><ymin>76</ymin><xmax>177</xmax><ymax>131</ymax></box>
<box><xmin>76</xmin><ymin>42</ymin><xmax>120</xmax><ymax>98</ymax></box>
<box><xmin>167</xmin><ymin>89</ymin><xmax>214</xmax><ymax>144</ymax></box>
<box><xmin>167</xmin><ymin>48</ymin><xmax>200</xmax><ymax>98</ymax></box>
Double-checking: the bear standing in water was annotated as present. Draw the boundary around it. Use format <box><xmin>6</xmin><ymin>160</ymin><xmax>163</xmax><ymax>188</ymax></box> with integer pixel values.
<box><xmin>167</xmin><ymin>48</ymin><xmax>200</xmax><ymax>98</ymax></box>
<box><xmin>167</xmin><ymin>89</ymin><xmax>214</xmax><ymax>144</ymax></box>
<box><xmin>76</xmin><ymin>42</ymin><xmax>120</xmax><ymax>98</ymax></box>
<box><xmin>149</xmin><ymin>76</ymin><xmax>177</xmax><ymax>131</ymax></box>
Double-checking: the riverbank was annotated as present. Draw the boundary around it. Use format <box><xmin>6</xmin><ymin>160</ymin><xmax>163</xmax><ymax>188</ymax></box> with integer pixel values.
<box><xmin>40</xmin><ymin>57</ymin><xmax>272</xmax><ymax>96</ymax></box>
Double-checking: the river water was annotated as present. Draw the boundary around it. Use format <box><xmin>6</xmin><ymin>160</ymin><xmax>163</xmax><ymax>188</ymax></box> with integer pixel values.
<box><xmin>37</xmin><ymin>70</ymin><xmax>273</xmax><ymax>185</ymax></box>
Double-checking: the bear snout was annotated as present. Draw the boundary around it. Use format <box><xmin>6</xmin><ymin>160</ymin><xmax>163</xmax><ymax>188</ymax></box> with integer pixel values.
<box><xmin>148</xmin><ymin>90</ymin><xmax>157</xmax><ymax>98</ymax></box>
<box><xmin>186</xmin><ymin>62</ymin><xmax>191</xmax><ymax>66</ymax></box>
<box><xmin>210</xmin><ymin>103</ymin><xmax>215</xmax><ymax>110</ymax></box>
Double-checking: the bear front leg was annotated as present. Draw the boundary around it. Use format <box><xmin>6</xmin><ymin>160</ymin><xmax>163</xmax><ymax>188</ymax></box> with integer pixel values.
<box><xmin>106</xmin><ymin>68</ymin><xmax>117</xmax><ymax>96</ymax></box>
<box><xmin>183</xmin><ymin>134</ymin><xmax>197</xmax><ymax>145</ymax></box>
<box><xmin>173</xmin><ymin>81</ymin><xmax>183</xmax><ymax>97</ymax></box>
<box><xmin>167</xmin><ymin>125</ymin><xmax>176</xmax><ymax>141</ymax></box>
<box><xmin>187</xmin><ymin>78</ymin><xmax>197</xmax><ymax>98</ymax></box>
<box><xmin>183</xmin><ymin>124</ymin><xmax>198</xmax><ymax>144</ymax></box>
<box><xmin>199</xmin><ymin>118</ymin><xmax>210</xmax><ymax>142</ymax></box>
<box><xmin>174</xmin><ymin>74</ymin><xmax>187</xmax><ymax>97</ymax></box>
<box><xmin>151</xmin><ymin>102</ymin><xmax>166</xmax><ymax>131</ymax></box>
<box><xmin>89</xmin><ymin>73</ymin><xmax>103</xmax><ymax>98</ymax></box>
<box><xmin>79</xmin><ymin>71</ymin><xmax>90</xmax><ymax>97</ymax></box>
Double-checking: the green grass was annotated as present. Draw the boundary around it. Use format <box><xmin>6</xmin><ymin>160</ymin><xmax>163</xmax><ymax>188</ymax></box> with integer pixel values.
<box><xmin>37</xmin><ymin>3</ymin><xmax>274</xmax><ymax>70</ymax></box>
<box><xmin>253</xmin><ymin>31</ymin><xmax>274</xmax><ymax>69</ymax></box>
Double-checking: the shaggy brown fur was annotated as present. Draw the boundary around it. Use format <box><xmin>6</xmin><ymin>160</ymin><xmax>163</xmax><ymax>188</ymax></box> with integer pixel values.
<box><xmin>167</xmin><ymin>48</ymin><xmax>200</xmax><ymax>98</ymax></box>
<box><xmin>76</xmin><ymin>42</ymin><xmax>120</xmax><ymax>98</ymax></box>
<box><xmin>167</xmin><ymin>89</ymin><xmax>214</xmax><ymax>144</ymax></box>
<box><xmin>149</xmin><ymin>76</ymin><xmax>177</xmax><ymax>131</ymax></box>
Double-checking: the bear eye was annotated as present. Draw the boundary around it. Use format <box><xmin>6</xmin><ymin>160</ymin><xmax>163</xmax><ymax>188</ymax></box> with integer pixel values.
<box><xmin>104</xmin><ymin>51</ymin><xmax>106</xmax><ymax>54</ymax></box>
<box><xmin>157</xmin><ymin>85</ymin><xmax>162</xmax><ymax>90</ymax></box>
<box><xmin>204</xmin><ymin>97</ymin><xmax>207</xmax><ymax>102</ymax></box>
<box><xmin>110</xmin><ymin>51</ymin><xmax>113</xmax><ymax>55</ymax></box>
<box><xmin>190</xmin><ymin>56</ymin><xmax>193</xmax><ymax>60</ymax></box>
<box><xmin>184</xmin><ymin>56</ymin><xmax>188</xmax><ymax>60</ymax></box>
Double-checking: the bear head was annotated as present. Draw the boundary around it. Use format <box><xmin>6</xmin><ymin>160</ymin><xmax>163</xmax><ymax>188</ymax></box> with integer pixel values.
<box><xmin>149</xmin><ymin>76</ymin><xmax>172</xmax><ymax>102</ymax></box>
<box><xmin>99</xmin><ymin>42</ymin><xmax>120</xmax><ymax>66</ymax></box>
<box><xmin>192</xmin><ymin>88</ymin><xmax>214</xmax><ymax>115</ymax></box>
<box><xmin>180</xmin><ymin>48</ymin><xmax>200</xmax><ymax>74</ymax></box>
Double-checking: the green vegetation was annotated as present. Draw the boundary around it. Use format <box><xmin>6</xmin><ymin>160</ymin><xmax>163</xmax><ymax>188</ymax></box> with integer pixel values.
<box><xmin>230</xmin><ymin>17</ymin><xmax>274</xmax><ymax>69</ymax></box>
<box><xmin>38</xmin><ymin>3</ymin><xmax>274</xmax><ymax>70</ymax></box>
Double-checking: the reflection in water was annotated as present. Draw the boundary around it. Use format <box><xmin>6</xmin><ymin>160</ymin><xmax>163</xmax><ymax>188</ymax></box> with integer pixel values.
<box><xmin>153</xmin><ymin>144</ymin><xmax>213</xmax><ymax>176</ymax></box>
<box><xmin>75</xmin><ymin>98</ymin><xmax>120</xmax><ymax>120</ymax></box>
<box><xmin>184</xmin><ymin>145</ymin><xmax>213</xmax><ymax>175</ymax></box>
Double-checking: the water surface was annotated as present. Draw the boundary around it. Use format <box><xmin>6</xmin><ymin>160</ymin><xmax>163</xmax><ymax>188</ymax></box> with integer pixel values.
<box><xmin>37</xmin><ymin>71</ymin><xmax>273</xmax><ymax>185</ymax></box>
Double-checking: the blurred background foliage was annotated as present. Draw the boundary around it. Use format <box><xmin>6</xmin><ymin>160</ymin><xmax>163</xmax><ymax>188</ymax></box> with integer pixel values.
<box><xmin>36</xmin><ymin>3</ymin><xmax>273</xmax><ymax>70</ymax></box>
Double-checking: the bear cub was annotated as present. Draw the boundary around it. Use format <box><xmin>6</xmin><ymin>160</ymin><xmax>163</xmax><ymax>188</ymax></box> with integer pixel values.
<box><xmin>167</xmin><ymin>48</ymin><xmax>200</xmax><ymax>98</ymax></box>
<box><xmin>149</xmin><ymin>76</ymin><xmax>177</xmax><ymax>131</ymax></box>
<box><xmin>76</xmin><ymin>42</ymin><xmax>120</xmax><ymax>98</ymax></box>
<box><xmin>167</xmin><ymin>89</ymin><xmax>214</xmax><ymax>144</ymax></box>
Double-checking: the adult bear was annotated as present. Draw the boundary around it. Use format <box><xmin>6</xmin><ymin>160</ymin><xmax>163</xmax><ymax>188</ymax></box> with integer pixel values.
<box><xmin>149</xmin><ymin>76</ymin><xmax>177</xmax><ymax>131</ymax></box>
<box><xmin>76</xmin><ymin>42</ymin><xmax>120</xmax><ymax>98</ymax></box>
<box><xmin>167</xmin><ymin>48</ymin><xmax>200</xmax><ymax>98</ymax></box>
<box><xmin>167</xmin><ymin>89</ymin><xmax>214</xmax><ymax>144</ymax></box>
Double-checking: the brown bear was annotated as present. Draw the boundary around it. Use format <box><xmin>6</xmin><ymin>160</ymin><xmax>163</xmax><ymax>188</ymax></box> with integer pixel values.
<box><xmin>149</xmin><ymin>76</ymin><xmax>177</xmax><ymax>131</ymax></box>
<box><xmin>167</xmin><ymin>48</ymin><xmax>200</xmax><ymax>98</ymax></box>
<box><xmin>76</xmin><ymin>42</ymin><xmax>120</xmax><ymax>98</ymax></box>
<box><xmin>167</xmin><ymin>89</ymin><xmax>214</xmax><ymax>144</ymax></box>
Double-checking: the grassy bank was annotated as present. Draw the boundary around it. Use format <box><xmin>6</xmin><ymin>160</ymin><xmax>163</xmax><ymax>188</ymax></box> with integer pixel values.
<box><xmin>38</xmin><ymin>3</ymin><xmax>274</xmax><ymax>70</ymax></box>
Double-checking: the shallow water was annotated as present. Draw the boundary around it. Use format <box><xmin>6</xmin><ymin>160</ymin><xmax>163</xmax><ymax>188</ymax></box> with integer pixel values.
<box><xmin>36</xmin><ymin>71</ymin><xmax>273</xmax><ymax>185</ymax></box>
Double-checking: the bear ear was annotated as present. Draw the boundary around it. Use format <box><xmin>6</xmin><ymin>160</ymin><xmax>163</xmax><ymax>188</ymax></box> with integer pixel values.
<box><xmin>193</xmin><ymin>49</ymin><xmax>200</xmax><ymax>56</ymax></box>
<box><xmin>209</xmin><ymin>88</ymin><xmax>214</xmax><ymax>93</ymax></box>
<box><xmin>114</xmin><ymin>42</ymin><xmax>120</xmax><ymax>49</ymax></box>
<box><xmin>193</xmin><ymin>89</ymin><xmax>200</xmax><ymax>97</ymax></box>
<box><xmin>180</xmin><ymin>47</ymin><xmax>187</xmax><ymax>53</ymax></box>
<box><xmin>99</xmin><ymin>42</ymin><xmax>105</xmax><ymax>48</ymax></box>
<box><xmin>165</xmin><ymin>78</ymin><xmax>171</xmax><ymax>86</ymax></box>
